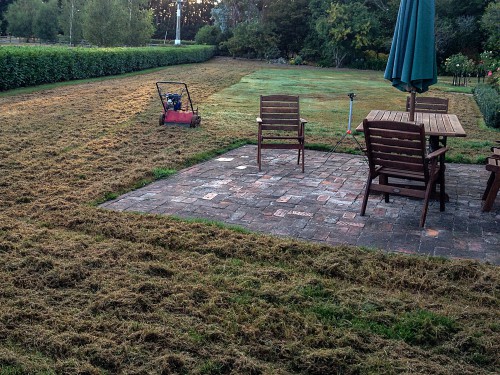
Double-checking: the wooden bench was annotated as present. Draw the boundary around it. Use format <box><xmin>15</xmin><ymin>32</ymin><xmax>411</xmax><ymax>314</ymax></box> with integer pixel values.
<box><xmin>406</xmin><ymin>96</ymin><xmax>449</xmax><ymax>114</ymax></box>
<box><xmin>482</xmin><ymin>145</ymin><xmax>500</xmax><ymax>212</ymax></box>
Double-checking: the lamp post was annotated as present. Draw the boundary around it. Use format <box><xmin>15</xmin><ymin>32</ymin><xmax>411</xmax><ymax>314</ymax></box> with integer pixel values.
<box><xmin>69</xmin><ymin>0</ymin><xmax>75</xmax><ymax>46</ymax></box>
<box><xmin>175</xmin><ymin>0</ymin><xmax>183</xmax><ymax>45</ymax></box>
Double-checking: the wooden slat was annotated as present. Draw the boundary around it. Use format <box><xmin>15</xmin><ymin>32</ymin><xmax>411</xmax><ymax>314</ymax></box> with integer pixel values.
<box><xmin>447</xmin><ymin>114</ymin><xmax>466</xmax><ymax>137</ymax></box>
<box><xmin>261</xmin><ymin>114</ymin><xmax>300</xmax><ymax>121</ymax></box>
<box><xmin>428</xmin><ymin>113</ymin><xmax>438</xmax><ymax>134</ymax></box>
<box><xmin>372</xmin><ymin>150</ymin><xmax>423</xmax><ymax>164</ymax></box>
<box><xmin>262</xmin><ymin>135</ymin><xmax>303</xmax><ymax>140</ymax></box>
<box><xmin>260</xmin><ymin>143</ymin><xmax>302</xmax><ymax>150</ymax></box>
<box><xmin>379</xmin><ymin>167</ymin><xmax>426</xmax><ymax>180</ymax></box>
<box><xmin>261</xmin><ymin>94</ymin><xmax>299</xmax><ymax>102</ymax></box>
<box><xmin>261</xmin><ymin>102</ymin><xmax>299</xmax><ymax>109</ymax></box>
<box><xmin>261</xmin><ymin>107</ymin><xmax>299</xmax><ymax>114</ymax></box>
<box><xmin>406</xmin><ymin>97</ymin><xmax>449</xmax><ymax>113</ymax></box>
<box><xmin>261</xmin><ymin>124</ymin><xmax>300</xmax><ymax>131</ymax></box>
<box><xmin>370</xmin><ymin>137</ymin><xmax>423</xmax><ymax>149</ymax></box>
<box><xmin>369</xmin><ymin>128</ymin><xmax>422</xmax><ymax>140</ymax></box>
<box><xmin>373</xmin><ymin>158</ymin><xmax>424</xmax><ymax>172</ymax></box>
<box><xmin>371</xmin><ymin>144</ymin><xmax>423</xmax><ymax>157</ymax></box>
<box><xmin>366</xmin><ymin>120</ymin><xmax>422</xmax><ymax>132</ymax></box>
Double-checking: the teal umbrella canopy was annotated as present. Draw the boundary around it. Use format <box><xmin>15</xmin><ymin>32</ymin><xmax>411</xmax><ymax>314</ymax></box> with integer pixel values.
<box><xmin>384</xmin><ymin>0</ymin><xmax>437</xmax><ymax>94</ymax></box>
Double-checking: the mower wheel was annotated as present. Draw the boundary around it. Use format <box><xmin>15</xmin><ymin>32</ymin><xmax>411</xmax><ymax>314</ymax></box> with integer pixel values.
<box><xmin>190</xmin><ymin>115</ymin><xmax>201</xmax><ymax>128</ymax></box>
<box><xmin>159</xmin><ymin>113</ymin><xmax>164</xmax><ymax>126</ymax></box>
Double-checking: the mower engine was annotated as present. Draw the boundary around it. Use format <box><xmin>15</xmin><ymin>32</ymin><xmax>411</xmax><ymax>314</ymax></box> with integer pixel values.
<box><xmin>164</xmin><ymin>93</ymin><xmax>182</xmax><ymax>111</ymax></box>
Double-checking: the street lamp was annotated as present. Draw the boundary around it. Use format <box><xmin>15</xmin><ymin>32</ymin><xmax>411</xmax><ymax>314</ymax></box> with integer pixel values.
<box><xmin>69</xmin><ymin>0</ymin><xmax>75</xmax><ymax>46</ymax></box>
<box><xmin>175</xmin><ymin>0</ymin><xmax>183</xmax><ymax>45</ymax></box>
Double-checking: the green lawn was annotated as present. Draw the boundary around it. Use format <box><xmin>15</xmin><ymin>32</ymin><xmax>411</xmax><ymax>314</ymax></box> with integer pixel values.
<box><xmin>202</xmin><ymin>67</ymin><xmax>498</xmax><ymax>162</ymax></box>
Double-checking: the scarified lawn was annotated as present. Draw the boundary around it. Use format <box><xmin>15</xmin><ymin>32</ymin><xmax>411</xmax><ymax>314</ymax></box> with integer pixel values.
<box><xmin>0</xmin><ymin>58</ymin><xmax>498</xmax><ymax>374</ymax></box>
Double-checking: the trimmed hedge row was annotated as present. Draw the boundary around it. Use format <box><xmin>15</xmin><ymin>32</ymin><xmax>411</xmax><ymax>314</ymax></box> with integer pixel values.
<box><xmin>0</xmin><ymin>45</ymin><xmax>215</xmax><ymax>91</ymax></box>
<box><xmin>473</xmin><ymin>84</ymin><xmax>500</xmax><ymax>129</ymax></box>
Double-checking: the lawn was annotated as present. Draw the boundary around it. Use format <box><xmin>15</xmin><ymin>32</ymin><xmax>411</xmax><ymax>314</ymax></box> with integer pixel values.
<box><xmin>0</xmin><ymin>58</ymin><xmax>498</xmax><ymax>374</ymax></box>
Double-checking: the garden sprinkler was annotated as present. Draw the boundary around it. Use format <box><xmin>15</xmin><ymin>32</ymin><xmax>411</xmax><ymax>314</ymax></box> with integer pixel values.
<box><xmin>330</xmin><ymin>92</ymin><xmax>366</xmax><ymax>156</ymax></box>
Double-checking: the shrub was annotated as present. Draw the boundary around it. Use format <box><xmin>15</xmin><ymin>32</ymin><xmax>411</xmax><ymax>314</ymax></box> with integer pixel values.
<box><xmin>348</xmin><ymin>50</ymin><xmax>388</xmax><ymax>71</ymax></box>
<box><xmin>474</xmin><ymin>84</ymin><xmax>500</xmax><ymax>128</ymax></box>
<box><xmin>194</xmin><ymin>25</ymin><xmax>222</xmax><ymax>46</ymax></box>
<box><xmin>290</xmin><ymin>55</ymin><xmax>304</xmax><ymax>65</ymax></box>
<box><xmin>0</xmin><ymin>45</ymin><xmax>215</xmax><ymax>91</ymax></box>
<box><xmin>223</xmin><ymin>22</ymin><xmax>278</xmax><ymax>59</ymax></box>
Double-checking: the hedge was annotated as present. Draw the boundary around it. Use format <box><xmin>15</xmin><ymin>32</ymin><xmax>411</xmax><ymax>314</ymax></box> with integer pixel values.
<box><xmin>0</xmin><ymin>45</ymin><xmax>215</xmax><ymax>91</ymax></box>
<box><xmin>473</xmin><ymin>84</ymin><xmax>500</xmax><ymax>129</ymax></box>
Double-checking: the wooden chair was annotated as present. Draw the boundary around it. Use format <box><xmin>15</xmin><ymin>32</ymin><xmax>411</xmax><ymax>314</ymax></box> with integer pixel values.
<box><xmin>482</xmin><ymin>143</ymin><xmax>500</xmax><ymax>212</ymax></box>
<box><xmin>360</xmin><ymin>119</ymin><xmax>448</xmax><ymax>227</ymax></box>
<box><xmin>406</xmin><ymin>96</ymin><xmax>449</xmax><ymax>114</ymax></box>
<box><xmin>257</xmin><ymin>95</ymin><xmax>306</xmax><ymax>172</ymax></box>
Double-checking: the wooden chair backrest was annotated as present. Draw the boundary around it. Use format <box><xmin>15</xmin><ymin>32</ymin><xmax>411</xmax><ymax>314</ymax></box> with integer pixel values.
<box><xmin>363</xmin><ymin>119</ymin><xmax>428</xmax><ymax>179</ymax></box>
<box><xmin>406</xmin><ymin>96</ymin><xmax>449</xmax><ymax>113</ymax></box>
<box><xmin>260</xmin><ymin>95</ymin><xmax>301</xmax><ymax>134</ymax></box>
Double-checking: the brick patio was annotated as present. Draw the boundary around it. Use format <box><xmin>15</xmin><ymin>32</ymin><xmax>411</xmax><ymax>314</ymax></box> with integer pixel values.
<box><xmin>100</xmin><ymin>145</ymin><xmax>499</xmax><ymax>264</ymax></box>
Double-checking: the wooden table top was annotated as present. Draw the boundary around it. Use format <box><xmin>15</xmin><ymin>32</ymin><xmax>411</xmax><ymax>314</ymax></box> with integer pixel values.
<box><xmin>356</xmin><ymin>110</ymin><xmax>467</xmax><ymax>138</ymax></box>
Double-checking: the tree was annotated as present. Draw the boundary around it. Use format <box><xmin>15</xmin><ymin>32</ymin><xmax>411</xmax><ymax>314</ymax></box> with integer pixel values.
<box><xmin>0</xmin><ymin>0</ymin><xmax>16</xmax><ymax>34</ymax></box>
<box><xmin>150</xmin><ymin>0</ymin><xmax>218</xmax><ymax>40</ymax></box>
<box><xmin>33</xmin><ymin>0</ymin><xmax>59</xmax><ymax>41</ymax></box>
<box><xmin>264</xmin><ymin>0</ymin><xmax>310</xmax><ymax>58</ymax></box>
<box><xmin>195</xmin><ymin>24</ymin><xmax>222</xmax><ymax>45</ymax></box>
<box><xmin>59</xmin><ymin>0</ymin><xmax>85</xmax><ymax>45</ymax></box>
<box><xmin>324</xmin><ymin>1</ymin><xmax>378</xmax><ymax>67</ymax></box>
<box><xmin>481</xmin><ymin>0</ymin><xmax>500</xmax><ymax>51</ymax></box>
<box><xmin>223</xmin><ymin>21</ymin><xmax>277</xmax><ymax>59</ymax></box>
<box><xmin>4</xmin><ymin>0</ymin><xmax>42</xmax><ymax>41</ymax></box>
<box><xmin>82</xmin><ymin>0</ymin><xmax>127</xmax><ymax>46</ymax></box>
<box><xmin>124</xmin><ymin>0</ymin><xmax>154</xmax><ymax>46</ymax></box>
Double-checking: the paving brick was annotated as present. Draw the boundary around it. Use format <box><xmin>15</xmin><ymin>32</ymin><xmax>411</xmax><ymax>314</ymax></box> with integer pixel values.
<box><xmin>101</xmin><ymin>145</ymin><xmax>499</xmax><ymax>265</ymax></box>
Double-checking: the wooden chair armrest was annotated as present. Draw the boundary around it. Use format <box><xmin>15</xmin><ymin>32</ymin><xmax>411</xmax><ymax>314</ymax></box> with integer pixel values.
<box><xmin>426</xmin><ymin>147</ymin><xmax>448</xmax><ymax>160</ymax></box>
<box><xmin>257</xmin><ymin>117</ymin><xmax>262</xmax><ymax>124</ymax></box>
<box><xmin>300</xmin><ymin>118</ymin><xmax>307</xmax><ymax>124</ymax></box>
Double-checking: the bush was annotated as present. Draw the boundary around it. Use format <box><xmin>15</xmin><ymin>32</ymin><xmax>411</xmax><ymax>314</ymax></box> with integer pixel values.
<box><xmin>223</xmin><ymin>22</ymin><xmax>278</xmax><ymax>59</ymax></box>
<box><xmin>194</xmin><ymin>25</ymin><xmax>222</xmax><ymax>46</ymax></box>
<box><xmin>347</xmin><ymin>50</ymin><xmax>388</xmax><ymax>71</ymax></box>
<box><xmin>0</xmin><ymin>45</ymin><xmax>215</xmax><ymax>91</ymax></box>
<box><xmin>474</xmin><ymin>84</ymin><xmax>500</xmax><ymax>128</ymax></box>
<box><xmin>290</xmin><ymin>55</ymin><xmax>304</xmax><ymax>65</ymax></box>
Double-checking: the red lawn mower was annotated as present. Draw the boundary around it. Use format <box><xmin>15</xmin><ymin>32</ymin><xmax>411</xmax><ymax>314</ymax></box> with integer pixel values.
<box><xmin>156</xmin><ymin>81</ymin><xmax>201</xmax><ymax>128</ymax></box>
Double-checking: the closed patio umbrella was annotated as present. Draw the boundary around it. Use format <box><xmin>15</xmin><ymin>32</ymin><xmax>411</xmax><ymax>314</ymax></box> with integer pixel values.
<box><xmin>384</xmin><ymin>0</ymin><xmax>437</xmax><ymax>121</ymax></box>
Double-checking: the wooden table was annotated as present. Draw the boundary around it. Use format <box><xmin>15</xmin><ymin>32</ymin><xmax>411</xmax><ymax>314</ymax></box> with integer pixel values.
<box><xmin>356</xmin><ymin>110</ymin><xmax>466</xmax><ymax>149</ymax></box>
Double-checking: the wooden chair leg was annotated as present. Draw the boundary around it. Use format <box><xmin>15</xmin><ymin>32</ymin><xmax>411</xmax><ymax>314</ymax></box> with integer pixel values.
<box><xmin>379</xmin><ymin>175</ymin><xmax>389</xmax><ymax>202</ymax></box>
<box><xmin>482</xmin><ymin>172</ymin><xmax>495</xmax><ymax>200</ymax></box>
<box><xmin>360</xmin><ymin>175</ymin><xmax>372</xmax><ymax>216</ymax></box>
<box><xmin>301</xmin><ymin>145</ymin><xmax>305</xmax><ymax>173</ymax></box>
<box><xmin>439</xmin><ymin>170</ymin><xmax>446</xmax><ymax>212</ymax></box>
<box><xmin>420</xmin><ymin>182</ymin><xmax>434</xmax><ymax>227</ymax></box>
<box><xmin>482</xmin><ymin>173</ymin><xmax>500</xmax><ymax>212</ymax></box>
<box><xmin>257</xmin><ymin>142</ymin><xmax>262</xmax><ymax>171</ymax></box>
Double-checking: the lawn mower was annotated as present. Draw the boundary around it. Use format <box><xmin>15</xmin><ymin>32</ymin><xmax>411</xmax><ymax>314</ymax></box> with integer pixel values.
<box><xmin>156</xmin><ymin>81</ymin><xmax>201</xmax><ymax>128</ymax></box>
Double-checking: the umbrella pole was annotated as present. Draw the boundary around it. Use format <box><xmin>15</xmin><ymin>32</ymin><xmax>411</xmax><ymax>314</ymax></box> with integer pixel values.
<box><xmin>409</xmin><ymin>89</ymin><xmax>416</xmax><ymax>121</ymax></box>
